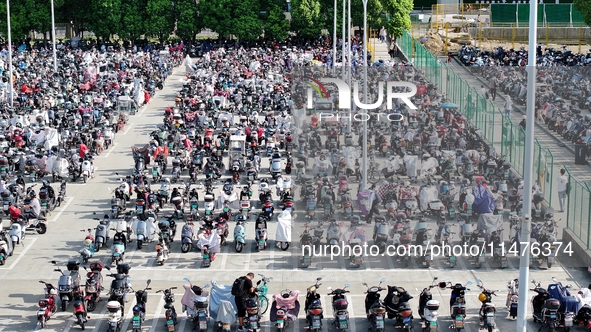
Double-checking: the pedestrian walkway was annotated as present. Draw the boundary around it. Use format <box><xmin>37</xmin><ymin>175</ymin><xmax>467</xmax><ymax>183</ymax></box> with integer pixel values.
<box><xmin>369</xmin><ymin>37</ymin><xmax>391</xmax><ymax>61</ymax></box>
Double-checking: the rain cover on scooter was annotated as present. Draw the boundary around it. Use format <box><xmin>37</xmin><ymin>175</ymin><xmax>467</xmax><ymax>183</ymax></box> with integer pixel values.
<box><xmin>357</xmin><ymin>190</ymin><xmax>373</xmax><ymax>216</ymax></box>
<box><xmin>276</xmin><ymin>211</ymin><xmax>292</xmax><ymax>243</ymax></box>
<box><xmin>43</xmin><ymin>128</ymin><xmax>59</xmax><ymax>151</ymax></box>
<box><xmin>547</xmin><ymin>282</ymin><xmax>582</xmax><ymax>314</ymax></box>
<box><xmin>312</xmin><ymin>159</ymin><xmax>333</xmax><ymax>177</ymax></box>
<box><xmin>216</xmin><ymin>191</ymin><xmax>238</xmax><ymax>210</ymax></box>
<box><xmin>341</xmin><ymin>226</ymin><xmax>366</xmax><ymax>243</ymax></box>
<box><xmin>577</xmin><ymin>288</ymin><xmax>591</xmax><ymax>307</ymax></box>
<box><xmin>472</xmin><ymin>184</ymin><xmax>495</xmax><ymax>213</ymax></box>
<box><xmin>270</xmin><ymin>290</ymin><xmax>301</xmax><ymax>322</ymax></box>
<box><xmin>419</xmin><ymin>186</ymin><xmax>439</xmax><ymax>211</ymax></box>
<box><xmin>420</xmin><ymin>157</ymin><xmax>439</xmax><ymax>177</ymax></box>
<box><xmin>476</xmin><ymin>213</ymin><xmax>504</xmax><ymax>240</ymax></box>
<box><xmin>51</xmin><ymin>158</ymin><xmax>70</xmax><ymax>178</ymax></box>
<box><xmin>341</xmin><ymin>147</ymin><xmax>360</xmax><ymax>171</ymax></box>
<box><xmin>209</xmin><ymin>280</ymin><xmax>237</xmax><ymax>321</ymax></box>
<box><xmin>404</xmin><ymin>155</ymin><xmax>419</xmax><ymax>178</ymax></box>
<box><xmin>197</xmin><ymin>232</ymin><xmax>221</xmax><ymax>253</ymax></box>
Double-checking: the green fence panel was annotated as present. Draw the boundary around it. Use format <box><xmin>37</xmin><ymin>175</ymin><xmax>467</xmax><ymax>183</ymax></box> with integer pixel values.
<box><xmin>565</xmin><ymin>166</ymin><xmax>591</xmax><ymax>248</ymax></box>
<box><xmin>397</xmin><ymin>30</ymin><xmax>557</xmax><ymax>208</ymax></box>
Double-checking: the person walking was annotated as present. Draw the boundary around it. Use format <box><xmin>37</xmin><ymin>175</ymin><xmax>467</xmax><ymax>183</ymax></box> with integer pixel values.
<box><xmin>232</xmin><ymin>272</ymin><xmax>255</xmax><ymax>332</ymax></box>
<box><xmin>556</xmin><ymin>168</ymin><xmax>568</xmax><ymax>212</ymax></box>
<box><xmin>504</xmin><ymin>95</ymin><xmax>512</xmax><ymax>118</ymax></box>
<box><xmin>365</xmin><ymin>184</ymin><xmax>381</xmax><ymax>224</ymax></box>
<box><xmin>379</xmin><ymin>26</ymin><xmax>387</xmax><ymax>43</ymax></box>
<box><xmin>489</xmin><ymin>76</ymin><xmax>497</xmax><ymax>101</ymax></box>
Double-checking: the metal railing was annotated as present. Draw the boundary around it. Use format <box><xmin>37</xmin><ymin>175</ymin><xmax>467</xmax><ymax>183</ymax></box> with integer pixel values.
<box><xmin>564</xmin><ymin>165</ymin><xmax>591</xmax><ymax>249</ymax></box>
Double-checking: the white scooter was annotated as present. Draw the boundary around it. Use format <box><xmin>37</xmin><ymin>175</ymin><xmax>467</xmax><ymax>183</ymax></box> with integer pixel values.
<box><xmin>106</xmin><ymin>300</ymin><xmax>123</xmax><ymax>332</ymax></box>
<box><xmin>81</xmin><ymin>158</ymin><xmax>95</xmax><ymax>183</ymax></box>
<box><xmin>275</xmin><ymin>210</ymin><xmax>292</xmax><ymax>251</ymax></box>
<box><xmin>135</xmin><ymin>216</ymin><xmax>157</xmax><ymax>250</ymax></box>
<box><xmin>9</xmin><ymin>222</ymin><xmax>24</xmax><ymax>249</ymax></box>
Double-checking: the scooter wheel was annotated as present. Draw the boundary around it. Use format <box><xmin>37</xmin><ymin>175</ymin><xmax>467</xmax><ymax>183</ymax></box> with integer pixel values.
<box><xmin>36</xmin><ymin>223</ymin><xmax>47</xmax><ymax>234</ymax></box>
<box><xmin>235</xmin><ymin>242</ymin><xmax>243</xmax><ymax>253</ymax></box>
<box><xmin>181</xmin><ymin>243</ymin><xmax>190</xmax><ymax>253</ymax></box>
<box><xmin>137</xmin><ymin>240</ymin><xmax>143</xmax><ymax>250</ymax></box>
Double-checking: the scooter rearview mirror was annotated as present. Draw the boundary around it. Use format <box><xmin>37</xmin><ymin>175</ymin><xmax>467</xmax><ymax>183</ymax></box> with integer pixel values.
<box><xmin>183</xmin><ymin>278</ymin><xmax>190</xmax><ymax>282</ymax></box>
<box><xmin>467</xmin><ymin>281</ymin><xmax>473</xmax><ymax>285</ymax></box>
<box><xmin>147</xmin><ymin>279</ymin><xmax>152</xmax><ymax>285</ymax></box>
<box><xmin>51</xmin><ymin>260</ymin><xmax>57</xmax><ymax>264</ymax></box>
<box><xmin>204</xmin><ymin>284</ymin><xmax>210</xmax><ymax>288</ymax></box>
<box><xmin>171</xmin><ymin>287</ymin><xmax>177</xmax><ymax>290</ymax></box>
<box><xmin>380</xmin><ymin>278</ymin><xmax>386</xmax><ymax>283</ymax></box>
<box><xmin>476</xmin><ymin>279</ymin><xmax>482</xmax><ymax>283</ymax></box>
<box><xmin>362</xmin><ymin>283</ymin><xmax>368</xmax><ymax>287</ymax></box>
<box><xmin>344</xmin><ymin>284</ymin><xmax>350</xmax><ymax>288</ymax></box>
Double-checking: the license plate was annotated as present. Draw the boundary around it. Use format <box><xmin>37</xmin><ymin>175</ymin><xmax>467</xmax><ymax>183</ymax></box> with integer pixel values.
<box><xmin>375</xmin><ymin>319</ymin><xmax>384</xmax><ymax>329</ymax></box>
<box><xmin>3</xmin><ymin>204</ymin><xmax>8</xmax><ymax>211</ymax></box>
<box><xmin>277</xmin><ymin>320</ymin><xmax>284</xmax><ymax>328</ymax></box>
<box><xmin>312</xmin><ymin>319</ymin><xmax>321</xmax><ymax>329</ymax></box>
<box><xmin>430</xmin><ymin>323</ymin><xmax>438</xmax><ymax>330</ymax></box>
<box><xmin>486</xmin><ymin>316</ymin><xmax>494</xmax><ymax>324</ymax></box>
<box><xmin>550</xmin><ymin>313</ymin><xmax>557</xmax><ymax>319</ymax></box>
<box><xmin>222</xmin><ymin>323</ymin><xmax>230</xmax><ymax>329</ymax></box>
<box><xmin>38</xmin><ymin>310</ymin><xmax>46</xmax><ymax>316</ymax></box>
<box><xmin>250</xmin><ymin>322</ymin><xmax>258</xmax><ymax>329</ymax></box>
<box><xmin>199</xmin><ymin>321</ymin><xmax>207</xmax><ymax>329</ymax></box>
<box><xmin>132</xmin><ymin>319</ymin><xmax>141</xmax><ymax>328</ymax></box>
<box><xmin>339</xmin><ymin>320</ymin><xmax>348</xmax><ymax>329</ymax></box>
<box><xmin>449</xmin><ymin>256</ymin><xmax>456</xmax><ymax>261</ymax></box>
<box><xmin>565</xmin><ymin>317</ymin><xmax>573</xmax><ymax>326</ymax></box>
<box><xmin>403</xmin><ymin>317</ymin><xmax>411</xmax><ymax>323</ymax></box>
<box><xmin>167</xmin><ymin>319</ymin><xmax>175</xmax><ymax>331</ymax></box>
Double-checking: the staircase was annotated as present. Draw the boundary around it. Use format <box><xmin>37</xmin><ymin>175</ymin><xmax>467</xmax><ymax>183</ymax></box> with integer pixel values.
<box><xmin>368</xmin><ymin>37</ymin><xmax>391</xmax><ymax>61</ymax></box>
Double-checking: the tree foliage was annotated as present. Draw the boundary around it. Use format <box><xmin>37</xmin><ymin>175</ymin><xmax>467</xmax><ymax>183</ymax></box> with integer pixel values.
<box><xmin>175</xmin><ymin>0</ymin><xmax>205</xmax><ymax>42</ymax></box>
<box><xmin>264</xmin><ymin>4</ymin><xmax>290</xmax><ymax>40</ymax></box>
<box><xmin>87</xmin><ymin>0</ymin><xmax>122</xmax><ymax>40</ymax></box>
<box><xmin>145</xmin><ymin>0</ymin><xmax>175</xmax><ymax>41</ymax></box>
<box><xmin>574</xmin><ymin>0</ymin><xmax>591</xmax><ymax>28</ymax></box>
<box><xmin>119</xmin><ymin>0</ymin><xmax>147</xmax><ymax>41</ymax></box>
<box><xmin>383</xmin><ymin>0</ymin><xmax>412</xmax><ymax>38</ymax></box>
<box><xmin>291</xmin><ymin>0</ymin><xmax>323</xmax><ymax>38</ymax></box>
<box><xmin>232</xmin><ymin>0</ymin><xmax>262</xmax><ymax>41</ymax></box>
<box><xmin>0</xmin><ymin>0</ymin><xmax>413</xmax><ymax>43</ymax></box>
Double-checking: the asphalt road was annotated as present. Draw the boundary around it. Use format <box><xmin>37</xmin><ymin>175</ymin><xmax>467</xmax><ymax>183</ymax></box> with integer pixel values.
<box><xmin>1</xmin><ymin>65</ymin><xmax>590</xmax><ymax>332</ymax></box>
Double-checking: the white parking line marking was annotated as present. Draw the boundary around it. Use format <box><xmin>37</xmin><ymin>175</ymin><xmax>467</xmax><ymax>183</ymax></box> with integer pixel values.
<box><xmin>122</xmin><ymin>124</ymin><xmax>135</xmax><ymax>136</ymax></box>
<box><xmin>147</xmin><ymin>295</ymin><xmax>166</xmax><ymax>332</ymax></box>
<box><xmin>98</xmin><ymin>143</ymin><xmax>119</xmax><ymax>159</ymax></box>
<box><xmin>0</xmin><ymin>238</ymin><xmax>38</xmax><ymax>270</ymax></box>
<box><xmin>50</xmin><ymin>197</ymin><xmax>74</xmax><ymax>222</ymax></box>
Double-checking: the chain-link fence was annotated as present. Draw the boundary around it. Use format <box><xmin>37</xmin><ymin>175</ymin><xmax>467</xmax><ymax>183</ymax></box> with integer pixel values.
<box><xmin>398</xmin><ymin>30</ymin><xmax>554</xmax><ymax>206</ymax></box>
<box><xmin>565</xmin><ymin>166</ymin><xmax>591</xmax><ymax>249</ymax></box>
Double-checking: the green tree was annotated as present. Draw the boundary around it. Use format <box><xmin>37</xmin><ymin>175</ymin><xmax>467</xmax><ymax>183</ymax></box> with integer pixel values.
<box><xmin>119</xmin><ymin>0</ymin><xmax>147</xmax><ymax>41</ymax></box>
<box><xmin>232</xmin><ymin>0</ymin><xmax>262</xmax><ymax>41</ymax></box>
<box><xmin>87</xmin><ymin>0</ymin><xmax>122</xmax><ymax>41</ymax></box>
<box><xmin>145</xmin><ymin>0</ymin><xmax>175</xmax><ymax>41</ymax></box>
<box><xmin>175</xmin><ymin>0</ymin><xmax>205</xmax><ymax>42</ymax></box>
<box><xmin>57</xmin><ymin>0</ymin><xmax>92</xmax><ymax>37</ymax></box>
<box><xmin>574</xmin><ymin>0</ymin><xmax>591</xmax><ymax>28</ymax></box>
<box><xmin>264</xmin><ymin>4</ymin><xmax>289</xmax><ymax>40</ymax></box>
<box><xmin>0</xmin><ymin>0</ymin><xmax>39</xmax><ymax>40</ymax></box>
<box><xmin>351</xmin><ymin>0</ymin><xmax>384</xmax><ymax>30</ymax></box>
<box><xmin>291</xmin><ymin>0</ymin><xmax>323</xmax><ymax>38</ymax></box>
<box><xmin>200</xmin><ymin>0</ymin><xmax>234</xmax><ymax>38</ymax></box>
<box><xmin>382</xmin><ymin>0</ymin><xmax>411</xmax><ymax>39</ymax></box>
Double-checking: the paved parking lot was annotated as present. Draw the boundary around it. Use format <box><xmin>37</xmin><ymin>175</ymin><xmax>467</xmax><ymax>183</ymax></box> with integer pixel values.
<box><xmin>1</xmin><ymin>67</ymin><xmax>590</xmax><ymax>332</ymax></box>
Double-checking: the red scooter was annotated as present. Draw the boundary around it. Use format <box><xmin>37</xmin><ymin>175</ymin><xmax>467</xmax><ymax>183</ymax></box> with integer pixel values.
<box><xmin>83</xmin><ymin>261</ymin><xmax>104</xmax><ymax>312</ymax></box>
<box><xmin>73</xmin><ymin>288</ymin><xmax>88</xmax><ymax>330</ymax></box>
<box><xmin>37</xmin><ymin>281</ymin><xmax>58</xmax><ymax>328</ymax></box>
